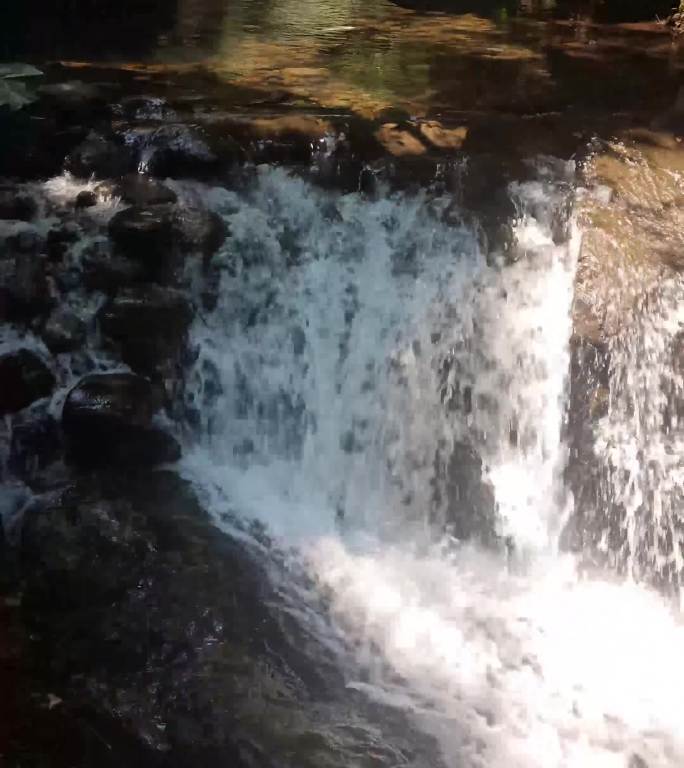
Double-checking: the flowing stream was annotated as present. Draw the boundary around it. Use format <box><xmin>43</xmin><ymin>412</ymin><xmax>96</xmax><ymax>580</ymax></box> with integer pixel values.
<box><xmin>178</xmin><ymin>162</ymin><xmax>684</xmax><ymax>768</ymax></box>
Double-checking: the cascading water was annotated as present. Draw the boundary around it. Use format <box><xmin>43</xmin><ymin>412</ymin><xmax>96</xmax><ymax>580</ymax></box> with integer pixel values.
<box><xmin>181</xmin><ymin>162</ymin><xmax>684</xmax><ymax>768</ymax></box>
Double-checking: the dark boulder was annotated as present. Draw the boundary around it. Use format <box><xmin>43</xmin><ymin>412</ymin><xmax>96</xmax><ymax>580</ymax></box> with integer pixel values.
<box><xmin>97</xmin><ymin>284</ymin><xmax>193</xmax><ymax>374</ymax></box>
<box><xmin>62</xmin><ymin>372</ymin><xmax>179</xmax><ymax>466</ymax></box>
<box><xmin>13</xmin><ymin>469</ymin><xmax>442</xmax><ymax>768</ymax></box>
<box><xmin>126</xmin><ymin>123</ymin><xmax>223</xmax><ymax>179</ymax></box>
<box><xmin>42</xmin><ymin>307</ymin><xmax>86</xmax><ymax>353</ymax></box>
<box><xmin>82</xmin><ymin>238</ymin><xmax>147</xmax><ymax>292</ymax></box>
<box><xmin>74</xmin><ymin>189</ymin><xmax>97</xmax><ymax>209</ymax></box>
<box><xmin>66</xmin><ymin>134</ymin><xmax>134</xmax><ymax>179</ymax></box>
<box><xmin>108</xmin><ymin>203</ymin><xmax>175</xmax><ymax>268</ymax></box>
<box><xmin>0</xmin><ymin>187</ymin><xmax>37</xmax><ymax>221</ymax></box>
<box><xmin>0</xmin><ymin>349</ymin><xmax>55</xmax><ymax>416</ymax></box>
<box><xmin>116</xmin><ymin>173</ymin><xmax>177</xmax><ymax>206</ymax></box>
<box><xmin>98</xmin><ymin>284</ymin><xmax>192</xmax><ymax>341</ymax></box>
<box><xmin>108</xmin><ymin>204</ymin><xmax>225</xmax><ymax>283</ymax></box>
<box><xmin>173</xmin><ymin>204</ymin><xmax>226</xmax><ymax>257</ymax></box>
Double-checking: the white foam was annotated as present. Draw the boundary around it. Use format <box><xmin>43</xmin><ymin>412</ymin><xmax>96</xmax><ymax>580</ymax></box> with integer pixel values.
<box><xmin>182</xmin><ymin>166</ymin><xmax>682</xmax><ymax>768</ymax></box>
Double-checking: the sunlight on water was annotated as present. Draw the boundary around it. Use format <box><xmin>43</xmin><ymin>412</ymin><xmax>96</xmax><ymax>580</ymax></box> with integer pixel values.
<box><xmin>308</xmin><ymin>540</ymin><xmax>684</xmax><ymax>768</ymax></box>
<box><xmin>182</xmin><ymin>165</ymin><xmax>684</xmax><ymax>768</ymax></box>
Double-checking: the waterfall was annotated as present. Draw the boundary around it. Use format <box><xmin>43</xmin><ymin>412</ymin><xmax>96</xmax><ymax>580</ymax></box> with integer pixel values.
<box><xmin>181</xmin><ymin>163</ymin><xmax>684</xmax><ymax>768</ymax></box>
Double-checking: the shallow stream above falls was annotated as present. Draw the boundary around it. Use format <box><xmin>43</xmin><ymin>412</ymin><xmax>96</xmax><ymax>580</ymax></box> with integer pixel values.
<box><xmin>1</xmin><ymin>2</ymin><xmax>684</xmax><ymax>768</ymax></box>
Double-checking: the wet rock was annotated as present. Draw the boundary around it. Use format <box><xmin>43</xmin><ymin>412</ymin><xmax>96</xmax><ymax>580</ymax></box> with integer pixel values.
<box><xmin>62</xmin><ymin>372</ymin><xmax>179</xmax><ymax>467</ymax></box>
<box><xmin>82</xmin><ymin>239</ymin><xmax>147</xmax><ymax>292</ymax></box>
<box><xmin>98</xmin><ymin>284</ymin><xmax>193</xmax><ymax>341</ymax></box>
<box><xmin>173</xmin><ymin>204</ymin><xmax>226</xmax><ymax>257</ymax></box>
<box><xmin>8</xmin><ymin>403</ymin><xmax>63</xmax><ymax>480</ymax></box>
<box><xmin>0</xmin><ymin>188</ymin><xmax>37</xmax><ymax>220</ymax></box>
<box><xmin>436</xmin><ymin>441</ymin><xmax>498</xmax><ymax>546</ymax></box>
<box><xmin>66</xmin><ymin>133</ymin><xmax>134</xmax><ymax>179</ymax></box>
<box><xmin>98</xmin><ymin>284</ymin><xmax>193</xmax><ymax>374</ymax></box>
<box><xmin>0</xmin><ymin>349</ymin><xmax>55</xmax><ymax>416</ymax></box>
<box><xmin>13</xmin><ymin>469</ymin><xmax>442</xmax><ymax>768</ymax></box>
<box><xmin>108</xmin><ymin>203</ymin><xmax>175</xmax><ymax>267</ymax></box>
<box><xmin>126</xmin><ymin>123</ymin><xmax>241</xmax><ymax>179</ymax></box>
<box><xmin>74</xmin><ymin>189</ymin><xmax>97</xmax><ymax>209</ymax></box>
<box><xmin>42</xmin><ymin>307</ymin><xmax>86</xmax><ymax>353</ymax></box>
<box><xmin>560</xmin><ymin>337</ymin><xmax>612</xmax><ymax>556</ymax></box>
<box><xmin>116</xmin><ymin>173</ymin><xmax>177</xmax><ymax>206</ymax></box>
<box><xmin>108</xmin><ymin>203</ymin><xmax>225</xmax><ymax>283</ymax></box>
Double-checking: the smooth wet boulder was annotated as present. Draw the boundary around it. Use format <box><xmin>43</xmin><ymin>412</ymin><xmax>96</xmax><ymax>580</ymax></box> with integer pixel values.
<box><xmin>116</xmin><ymin>173</ymin><xmax>177</xmax><ymax>206</ymax></box>
<box><xmin>124</xmin><ymin>123</ymin><xmax>240</xmax><ymax>179</ymax></box>
<box><xmin>41</xmin><ymin>307</ymin><xmax>86</xmax><ymax>353</ymax></box>
<box><xmin>82</xmin><ymin>238</ymin><xmax>147</xmax><ymax>292</ymax></box>
<box><xmin>62</xmin><ymin>372</ymin><xmax>179</xmax><ymax>466</ymax></box>
<box><xmin>66</xmin><ymin>133</ymin><xmax>134</xmax><ymax>179</ymax></box>
<box><xmin>108</xmin><ymin>203</ymin><xmax>175</xmax><ymax>267</ymax></box>
<box><xmin>108</xmin><ymin>203</ymin><xmax>225</xmax><ymax>283</ymax></box>
<box><xmin>97</xmin><ymin>285</ymin><xmax>193</xmax><ymax>374</ymax></box>
<box><xmin>74</xmin><ymin>189</ymin><xmax>97</xmax><ymax>209</ymax></box>
<box><xmin>0</xmin><ymin>349</ymin><xmax>55</xmax><ymax>416</ymax></box>
<box><xmin>173</xmin><ymin>204</ymin><xmax>226</xmax><ymax>257</ymax></box>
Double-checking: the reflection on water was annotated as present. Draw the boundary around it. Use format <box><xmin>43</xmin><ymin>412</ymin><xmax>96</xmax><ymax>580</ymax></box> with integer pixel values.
<box><xmin>4</xmin><ymin>0</ymin><xmax>681</xmax><ymax>123</ymax></box>
<box><xmin>163</xmin><ymin>0</ymin><xmax>683</xmax><ymax>118</ymax></box>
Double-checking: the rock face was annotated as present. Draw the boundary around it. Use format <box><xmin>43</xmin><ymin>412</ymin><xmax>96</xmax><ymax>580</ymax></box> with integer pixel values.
<box><xmin>61</xmin><ymin>373</ymin><xmax>180</xmax><ymax>466</ymax></box>
<box><xmin>82</xmin><ymin>239</ymin><xmax>147</xmax><ymax>292</ymax></box>
<box><xmin>10</xmin><ymin>470</ymin><xmax>442</xmax><ymax>768</ymax></box>
<box><xmin>0</xmin><ymin>349</ymin><xmax>55</xmax><ymax>416</ymax></box>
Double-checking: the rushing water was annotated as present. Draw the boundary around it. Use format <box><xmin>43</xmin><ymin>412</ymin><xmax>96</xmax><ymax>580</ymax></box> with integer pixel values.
<box><xmin>174</xmin><ymin>161</ymin><xmax>684</xmax><ymax>768</ymax></box>
<box><xmin>1</xmin><ymin>1</ymin><xmax>683</xmax><ymax>762</ymax></box>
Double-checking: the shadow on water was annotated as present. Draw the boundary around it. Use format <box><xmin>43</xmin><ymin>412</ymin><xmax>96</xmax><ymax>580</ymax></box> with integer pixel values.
<box><xmin>391</xmin><ymin>0</ymin><xmax>678</xmax><ymax>22</ymax></box>
<box><xmin>0</xmin><ymin>0</ymin><xmax>177</xmax><ymax>60</ymax></box>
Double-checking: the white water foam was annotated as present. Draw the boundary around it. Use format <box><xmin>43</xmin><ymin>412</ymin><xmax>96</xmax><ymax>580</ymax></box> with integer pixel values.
<box><xmin>182</xmin><ymin>166</ymin><xmax>684</xmax><ymax>768</ymax></box>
